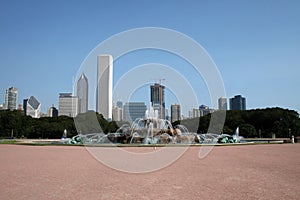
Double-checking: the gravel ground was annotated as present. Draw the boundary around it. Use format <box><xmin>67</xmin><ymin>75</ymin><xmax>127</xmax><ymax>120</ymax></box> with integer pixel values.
<box><xmin>0</xmin><ymin>144</ymin><xmax>299</xmax><ymax>200</ymax></box>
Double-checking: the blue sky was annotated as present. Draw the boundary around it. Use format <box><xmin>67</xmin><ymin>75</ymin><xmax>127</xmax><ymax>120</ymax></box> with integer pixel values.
<box><xmin>0</xmin><ymin>0</ymin><xmax>299</xmax><ymax>115</ymax></box>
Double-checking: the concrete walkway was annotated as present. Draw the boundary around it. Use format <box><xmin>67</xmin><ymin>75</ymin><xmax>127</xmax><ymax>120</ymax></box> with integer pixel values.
<box><xmin>0</xmin><ymin>144</ymin><xmax>299</xmax><ymax>199</ymax></box>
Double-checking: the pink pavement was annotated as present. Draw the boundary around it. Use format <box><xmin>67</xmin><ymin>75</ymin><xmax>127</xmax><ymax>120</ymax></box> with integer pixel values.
<box><xmin>0</xmin><ymin>144</ymin><xmax>299</xmax><ymax>200</ymax></box>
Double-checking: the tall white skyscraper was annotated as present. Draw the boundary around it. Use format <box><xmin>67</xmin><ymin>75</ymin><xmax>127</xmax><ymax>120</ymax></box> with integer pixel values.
<box><xmin>96</xmin><ymin>55</ymin><xmax>113</xmax><ymax>120</ymax></box>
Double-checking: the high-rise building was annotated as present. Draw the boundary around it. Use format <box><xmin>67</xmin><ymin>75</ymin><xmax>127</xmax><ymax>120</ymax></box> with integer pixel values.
<box><xmin>150</xmin><ymin>83</ymin><xmax>165</xmax><ymax>119</ymax></box>
<box><xmin>171</xmin><ymin>104</ymin><xmax>181</xmax><ymax>123</ymax></box>
<box><xmin>77</xmin><ymin>73</ymin><xmax>88</xmax><ymax>114</ymax></box>
<box><xmin>189</xmin><ymin>108</ymin><xmax>201</xmax><ymax>118</ymax></box>
<box><xmin>48</xmin><ymin>105</ymin><xmax>58</xmax><ymax>117</ymax></box>
<box><xmin>96</xmin><ymin>55</ymin><xmax>113</xmax><ymax>120</ymax></box>
<box><xmin>112</xmin><ymin>101</ymin><xmax>123</xmax><ymax>121</ymax></box>
<box><xmin>230</xmin><ymin>95</ymin><xmax>246</xmax><ymax>110</ymax></box>
<box><xmin>199</xmin><ymin>105</ymin><xmax>215</xmax><ymax>116</ymax></box>
<box><xmin>58</xmin><ymin>93</ymin><xmax>79</xmax><ymax>117</ymax></box>
<box><xmin>4</xmin><ymin>87</ymin><xmax>18</xmax><ymax>110</ymax></box>
<box><xmin>165</xmin><ymin>108</ymin><xmax>169</xmax><ymax>120</ymax></box>
<box><xmin>23</xmin><ymin>96</ymin><xmax>41</xmax><ymax>118</ymax></box>
<box><xmin>123</xmin><ymin>102</ymin><xmax>147</xmax><ymax>122</ymax></box>
<box><xmin>23</xmin><ymin>99</ymin><xmax>28</xmax><ymax>113</ymax></box>
<box><xmin>112</xmin><ymin>106</ymin><xmax>123</xmax><ymax>121</ymax></box>
<box><xmin>218</xmin><ymin>97</ymin><xmax>227</xmax><ymax>110</ymax></box>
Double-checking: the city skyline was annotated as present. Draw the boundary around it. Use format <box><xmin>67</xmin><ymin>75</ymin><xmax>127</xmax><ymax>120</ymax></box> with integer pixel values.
<box><xmin>0</xmin><ymin>1</ymin><xmax>299</xmax><ymax>114</ymax></box>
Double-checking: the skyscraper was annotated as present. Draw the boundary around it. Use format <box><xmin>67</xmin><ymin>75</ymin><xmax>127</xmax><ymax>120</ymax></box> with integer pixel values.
<box><xmin>4</xmin><ymin>87</ymin><xmax>18</xmax><ymax>110</ymax></box>
<box><xmin>77</xmin><ymin>73</ymin><xmax>88</xmax><ymax>114</ymax></box>
<box><xmin>171</xmin><ymin>104</ymin><xmax>181</xmax><ymax>123</ymax></box>
<box><xmin>48</xmin><ymin>105</ymin><xmax>58</xmax><ymax>117</ymax></box>
<box><xmin>199</xmin><ymin>105</ymin><xmax>215</xmax><ymax>116</ymax></box>
<box><xmin>112</xmin><ymin>106</ymin><xmax>122</xmax><ymax>121</ymax></box>
<box><xmin>97</xmin><ymin>55</ymin><xmax>113</xmax><ymax>120</ymax></box>
<box><xmin>58</xmin><ymin>93</ymin><xmax>79</xmax><ymax>117</ymax></box>
<box><xmin>150</xmin><ymin>83</ymin><xmax>165</xmax><ymax>119</ymax></box>
<box><xmin>218</xmin><ymin>97</ymin><xmax>227</xmax><ymax>110</ymax></box>
<box><xmin>189</xmin><ymin>108</ymin><xmax>201</xmax><ymax>118</ymax></box>
<box><xmin>23</xmin><ymin>96</ymin><xmax>41</xmax><ymax>118</ymax></box>
<box><xmin>112</xmin><ymin>101</ymin><xmax>123</xmax><ymax>121</ymax></box>
<box><xmin>230</xmin><ymin>95</ymin><xmax>246</xmax><ymax>110</ymax></box>
<box><xmin>123</xmin><ymin>102</ymin><xmax>147</xmax><ymax>122</ymax></box>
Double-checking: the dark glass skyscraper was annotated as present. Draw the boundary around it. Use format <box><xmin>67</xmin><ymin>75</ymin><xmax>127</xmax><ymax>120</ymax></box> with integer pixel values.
<box><xmin>123</xmin><ymin>102</ymin><xmax>147</xmax><ymax>122</ymax></box>
<box><xmin>77</xmin><ymin>73</ymin><xmax>88</xmax><ymax>113</ymax></box>
<box><xmin>150</xmin><ymin>83</ymin><xmax>165</xmax><ymax>119</ymax></box>
<box><xmin>230</xmin><ymin>95</ymin><xmax>246</xmax><ymax>110</ymax></box>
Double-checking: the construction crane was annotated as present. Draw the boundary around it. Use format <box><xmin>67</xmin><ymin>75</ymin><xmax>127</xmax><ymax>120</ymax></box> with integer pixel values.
<box><xmin>151</xmin><ymin>78</ymin><xmax>165</xmax><ymax>85</ymax></box>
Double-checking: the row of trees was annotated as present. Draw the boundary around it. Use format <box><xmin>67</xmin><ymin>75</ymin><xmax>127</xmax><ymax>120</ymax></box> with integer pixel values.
<box><xmin>180</xmin><ymin>107</ymin><xmax>300</xmax><ymax>138</ymax></box>
<box><xmin>0</xmin><ymin>107</ymin><xmax>299</xmax><ymax>139</ymax></box>
<box><xmin>0</xmin><ymin>110</ymin><xmax>117</xmax><ymax>139</ymax></box>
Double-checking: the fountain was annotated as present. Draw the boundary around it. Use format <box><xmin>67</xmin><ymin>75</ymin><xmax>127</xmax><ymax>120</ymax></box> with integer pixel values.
<box><xmin>68</xmin><ymin>106</ymin><xmax>243</xmax><ymax>145</ymax></box>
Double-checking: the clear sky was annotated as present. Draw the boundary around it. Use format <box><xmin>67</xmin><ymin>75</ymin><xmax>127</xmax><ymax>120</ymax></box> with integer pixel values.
<box><xmin>0</xmin><ymin>0</ymin><xmax>299</xmax><ymax>115</ymax></box>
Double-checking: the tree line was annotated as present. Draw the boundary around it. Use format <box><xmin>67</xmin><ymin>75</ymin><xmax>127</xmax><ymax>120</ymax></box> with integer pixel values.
<box><xmin>179</xmin><ymin>107</ymin><xmax>300</xmax><ymax>138</ymax></box>
<box><xmin>0</xmin><ymin>107</ymin><xmax>299</xmax><ymax>139</ymax></box>
<box><xmin>0</xmin><ymin>110</ymin><xmax>117</xmax><ymax>139</ymax></box>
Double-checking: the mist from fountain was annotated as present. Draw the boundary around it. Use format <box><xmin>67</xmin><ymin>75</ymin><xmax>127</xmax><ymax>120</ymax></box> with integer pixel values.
<box><xmin>70</xmin><ymin>105</ymin><xmax>243</xmax><ymax>145</ymax></box>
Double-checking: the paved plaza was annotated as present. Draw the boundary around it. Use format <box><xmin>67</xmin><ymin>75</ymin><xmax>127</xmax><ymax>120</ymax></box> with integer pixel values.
<box><xmin>0</xmin><ymin>144</ymin><xmax>299</xmax><ymax>200</ymax></box>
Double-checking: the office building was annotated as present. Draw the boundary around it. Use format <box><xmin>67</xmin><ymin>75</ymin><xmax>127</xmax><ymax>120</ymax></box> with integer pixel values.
<box><xmin>189</xmin><ymin>108</ymin><xmax>201</xmax><ymax>118</ymax></box>
<box><xmin>4</xmin><ymin>87</ymin><xmax>18</xmax><ymax>110</ymax></box>
<box><xmin>199</xmin><ymin>105</ymin><xmax>215</xmax><ymax>116</ymax></box>
<box><xmin>23</xmin><ymin>96</ymin><xmax>41</xmax><ymax>118</ymax></box>
<box><xmin>218</xmin><ymin>97</ymin><xmax>227</xmax><ymax>110</ymax></box>
<box><xmin>112</xmin><ymin>106</ymin><xmax>122</xmax><ymax>121</ymax></box>
<box><xmin>58</xmin><ymin>93</ymin><xmax>79</xmax><ymax>117</ymax></box>
<box><xmin>96</xmin><ymin>54</ymin><xmax>113</xmax><ymax>120</ymax></box>
<box><xmin>165</xmin><ymin>108</ymin><xmax>169</xmax><ymax>120</ymax></box>
<box><xmin>48</xmin><ymin>105</ymin><xmax>58</xmax><ymax>117</ymax></box>
<box><xmin>123</xmin><ymin>102</ymin><xmax>147</xmax><ymax>122</ymax></box>
<box><xmin>150</xmin><ymin>83</ymin><xmax>165</xmax><ymax>119</ymax></box>
<box><xmin>171</xmin><ymin>104</ymin><xmax>181</xmax><ymax>123</ymax></box>
<box><xmin>77</xmin><ymin>73</ymin><xmax>88</xmax><ymax>114</ymax></box>
<box><xmin>230</xmin><ymin>95</ymin><xmax>246</xmax><ymax>110</ymax></box>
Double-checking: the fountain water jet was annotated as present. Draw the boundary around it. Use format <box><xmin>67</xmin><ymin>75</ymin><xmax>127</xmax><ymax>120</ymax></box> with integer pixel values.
<box><xmin>68</xmin><ymin>106</ymin><xmax>243</xmax><ymax>145</ymax></box>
